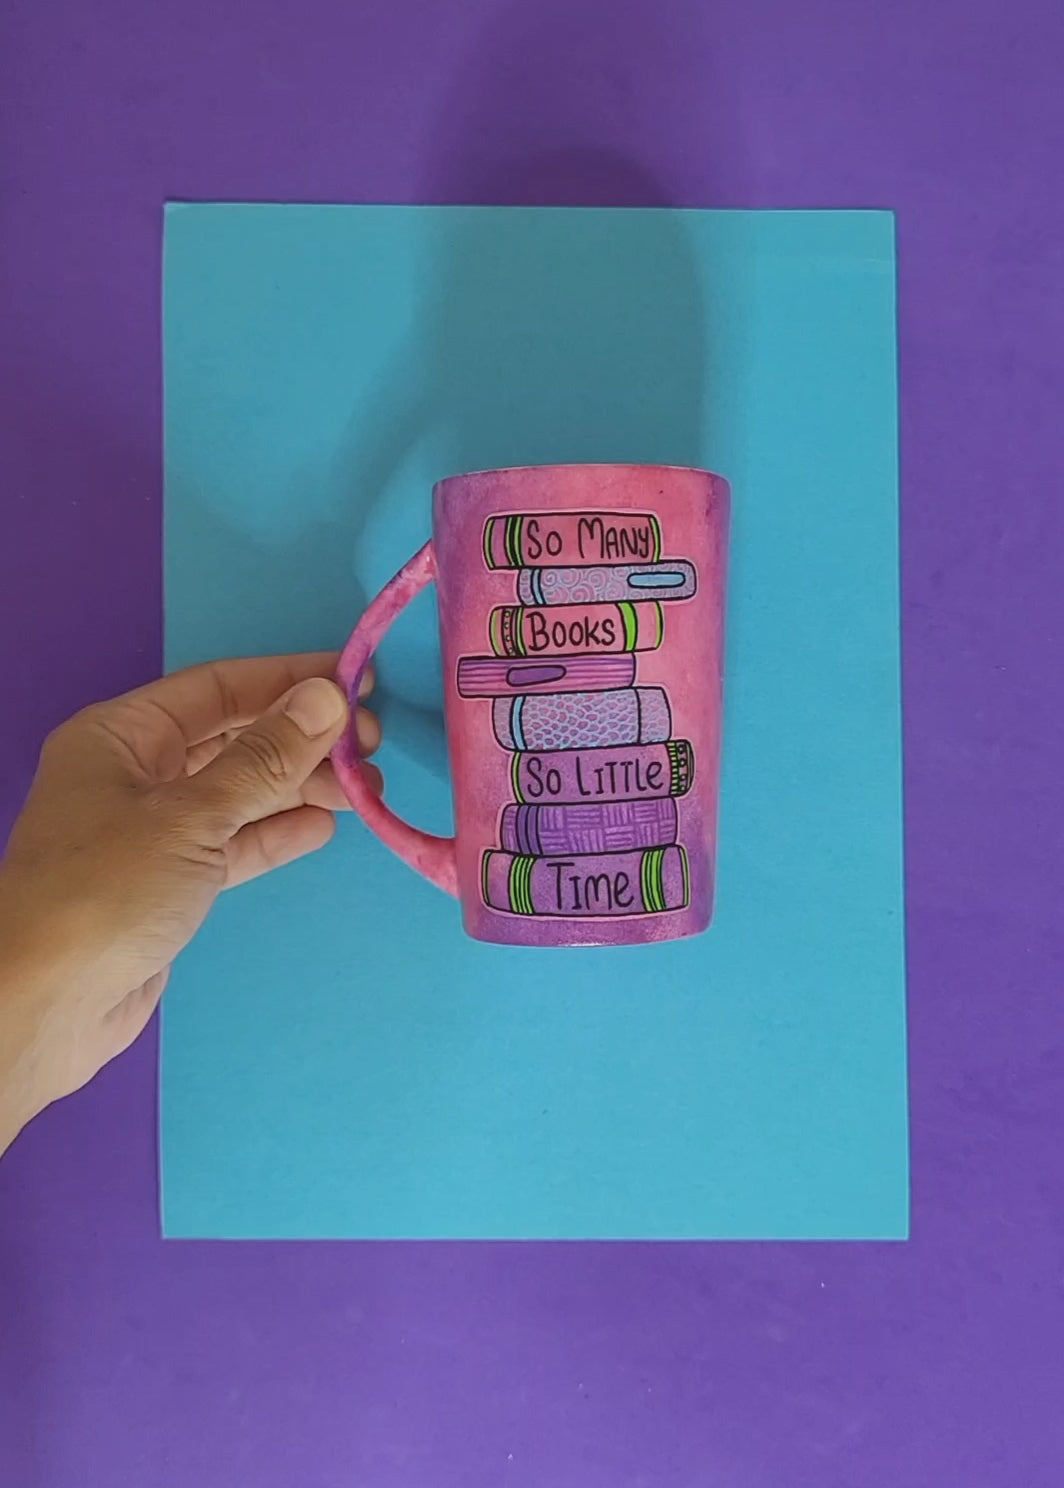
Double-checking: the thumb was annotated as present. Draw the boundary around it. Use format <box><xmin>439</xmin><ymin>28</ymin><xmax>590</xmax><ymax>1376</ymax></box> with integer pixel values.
<box><xmin>188</xmin><ymin>677</ymin><xmax>349</xmax><ymax>831</ymax></box>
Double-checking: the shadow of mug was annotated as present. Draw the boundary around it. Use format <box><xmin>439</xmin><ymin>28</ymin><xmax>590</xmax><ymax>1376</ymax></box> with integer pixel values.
<box><xmin>338</xmin><ymin>164</ymin><xmax>707</xmax><ymax>782</ymax></box>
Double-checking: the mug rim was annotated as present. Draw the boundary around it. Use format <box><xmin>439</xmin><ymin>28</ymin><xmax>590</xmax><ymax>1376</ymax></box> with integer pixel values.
<box><xmin>433</xmin><ymin>461</ymin><xmax>725</xmax><ymax>495</ymax></box>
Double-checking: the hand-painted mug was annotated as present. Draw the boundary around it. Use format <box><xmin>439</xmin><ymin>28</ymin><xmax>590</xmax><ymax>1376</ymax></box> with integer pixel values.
<box><xmin>333</xmin><ymin>464</ymin><xmax>729</xmax><ymax>948</ymax></box>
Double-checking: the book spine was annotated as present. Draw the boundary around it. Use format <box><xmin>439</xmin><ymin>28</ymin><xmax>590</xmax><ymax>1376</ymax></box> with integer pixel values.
<box><xmin>488</xmin><ymin>601</ymin><xmax>663</xmax><ymax>658</ymax></box>
<box><xmin>516</xmin><ymin>560</ymin><xmax>697</xmax><ymax>606</ymax></box>
<box><xmin>482</xmin><ymin>845</ymin><xmax>690</xmax><ymax>917</ymax></box>
<box><xmin>492</xmin><ymin>687</ymin><xmax>672</xmax><ymax>752</ymax></box>
<box><xmin>456</xmin><ymin>652</ymin><xmax>636</xmax><ymax>698</ymax></box>
<box><xmin>483</xmin><ymin>511</ymin><xmax>662</xmax><ymax>569</ymax></box>
<box><xmin>500</xmin><ymin>798</ymin><xmax>679</xmax><ymax>855</ymax></box>
<box><xmin>510</xmin><ymin>740</ymin><xmax>694</xmax><ymax>803</ymax></box>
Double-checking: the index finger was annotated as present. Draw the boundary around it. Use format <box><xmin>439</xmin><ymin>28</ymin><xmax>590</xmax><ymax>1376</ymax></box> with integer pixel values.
<box><xmin>133</xmin><ymin>652</ymin><xmax>369</xmax><ymax>746</ymax></box>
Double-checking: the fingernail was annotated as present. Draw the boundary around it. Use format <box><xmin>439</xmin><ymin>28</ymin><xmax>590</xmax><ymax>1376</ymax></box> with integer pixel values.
<box><xmin>284</xmin><ymin>678</ymin><xmax>346</xmax><ymax>737</ymax></box>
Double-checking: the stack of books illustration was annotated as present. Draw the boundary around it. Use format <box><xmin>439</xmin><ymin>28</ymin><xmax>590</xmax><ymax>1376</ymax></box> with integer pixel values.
<box><xmin>458</xmin><ymin>511</ymin><xmax>697</xmax><ymax>919</ymax></box>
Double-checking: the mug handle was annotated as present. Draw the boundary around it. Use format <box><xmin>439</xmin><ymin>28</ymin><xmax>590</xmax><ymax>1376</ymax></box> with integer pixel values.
<box><xmin>331</xmin><ymin>541</ymin><xmax>459</xmax><ymax>898</ymax></box>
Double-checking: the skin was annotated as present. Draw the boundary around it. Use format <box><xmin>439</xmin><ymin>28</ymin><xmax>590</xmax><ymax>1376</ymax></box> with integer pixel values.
<box><xmin>0</xmin><ymin>653</ymin><xmax>381</xmax><ymax>1155</ymax></box>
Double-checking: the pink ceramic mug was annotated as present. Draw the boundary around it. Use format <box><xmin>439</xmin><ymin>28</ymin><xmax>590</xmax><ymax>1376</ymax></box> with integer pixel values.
<box><xmin>333</xmin><ymin>464</ymin><xmax>729</xmax><ymax>948</ymax></box>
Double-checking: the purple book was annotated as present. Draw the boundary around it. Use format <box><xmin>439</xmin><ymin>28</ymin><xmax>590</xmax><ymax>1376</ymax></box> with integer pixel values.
<box><xmin>516</xmin><ymin>559</ymin><xmax>697</xmax><ymax>606</ymax></box>
<box><xmin>500</xmin><ymin>798</ymin><xmax>679</xmax><ymax>855</ymax></box>
<box><xmin>482</xmin><ymin>845</ymin><xmax>690</xmax><ymax>917</ymax></box>
<box><xmin>492</xmin><ymin>687</ymin><xmax>672</xmax><ymax>752</ymax></box>
<box><xmin>457</xmin><ymin>652</ymin><xmax>635</xmax><ymax>698</ymax></box>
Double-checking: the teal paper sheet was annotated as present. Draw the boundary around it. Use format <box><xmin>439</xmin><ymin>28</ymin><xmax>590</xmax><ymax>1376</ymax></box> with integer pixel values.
<box><xmin>162</xmin><ymin>205</ymin><xmax>906</xmax><ymax>1239</ymax></box>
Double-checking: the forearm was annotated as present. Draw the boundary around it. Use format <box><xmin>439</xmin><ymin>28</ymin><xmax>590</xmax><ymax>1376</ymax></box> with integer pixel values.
<box><xmin>0</xmin><ymin>984</ymin><xmax>40</xmax><ymax>1157</ymax></box>
<box><xmin>0</xmin><ymin>1067</ymin><xmax>32</xmax><ymax>1156</ymax></box>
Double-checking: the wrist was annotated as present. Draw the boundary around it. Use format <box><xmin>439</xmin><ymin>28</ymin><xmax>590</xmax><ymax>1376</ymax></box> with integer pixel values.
<box><xmin>0</xmin><ymin>870</ymin><xmax>74</xmax><ymax>1150</ymax></box>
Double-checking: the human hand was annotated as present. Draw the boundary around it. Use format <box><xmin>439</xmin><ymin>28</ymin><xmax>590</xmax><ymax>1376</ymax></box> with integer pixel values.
<box><xmin>0</xmin><ymin>654</ymin><xmax>380</xmax><ymax>1151</ymax></box>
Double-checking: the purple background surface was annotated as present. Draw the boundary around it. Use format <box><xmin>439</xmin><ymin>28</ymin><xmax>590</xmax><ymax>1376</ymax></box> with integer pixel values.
<box><xmin>2</xmin><ymin>0</ymin><xmax>1063</xmax><ymax>1482</ymax></box>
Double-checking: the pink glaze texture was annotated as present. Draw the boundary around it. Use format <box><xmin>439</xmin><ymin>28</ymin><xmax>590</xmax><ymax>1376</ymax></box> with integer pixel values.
<box><xmin>336</xmin><ymin>464</ymin><xmax>729</xmax><ymax>948</ymax></box>
<box><xmin>332</xmin><ymin>543</ymin><xmax>459</xmax><ymax>897</ymax></box>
